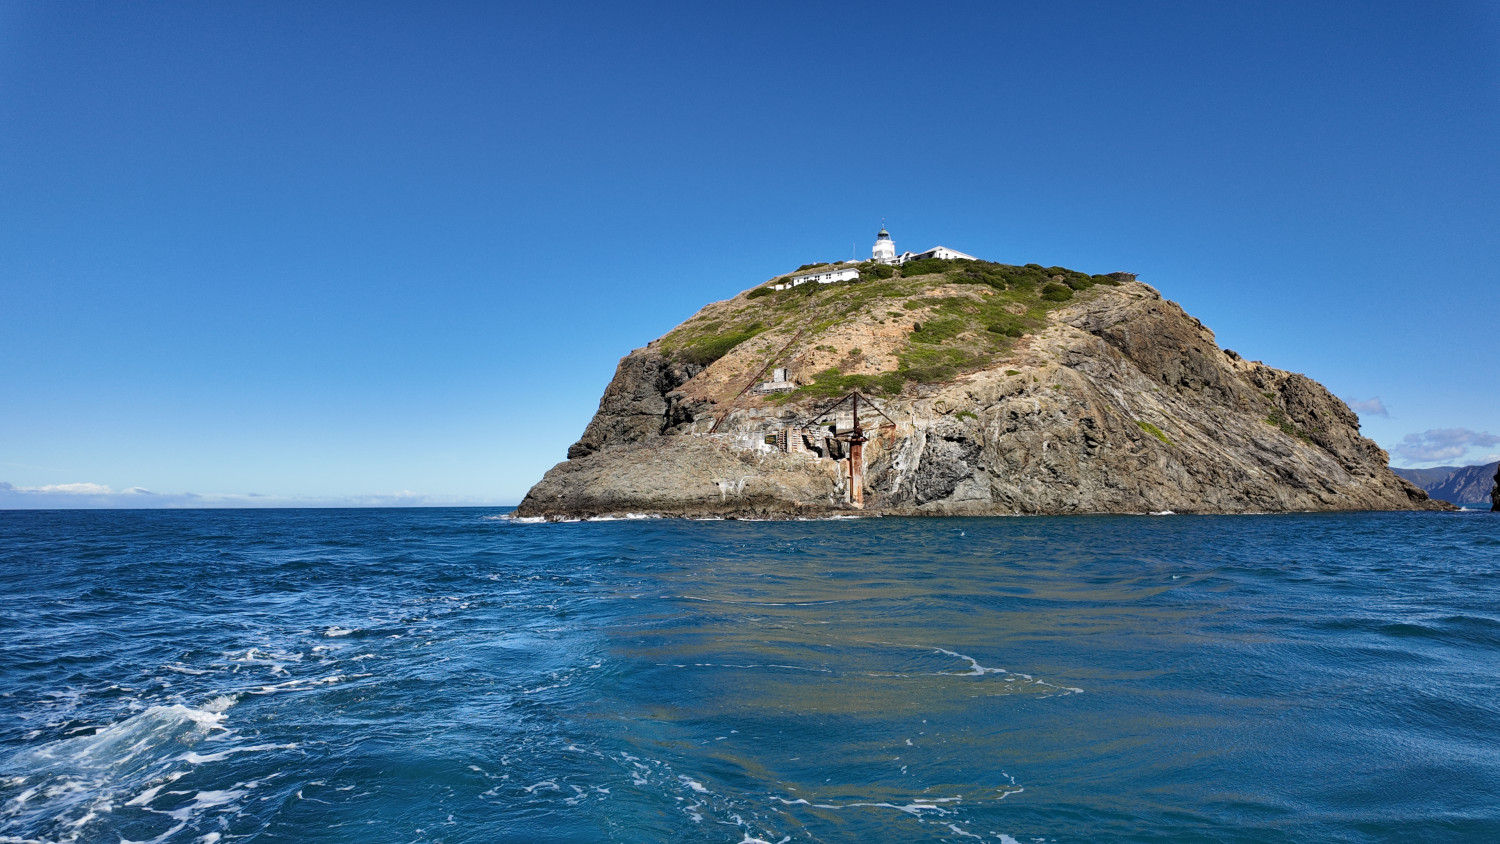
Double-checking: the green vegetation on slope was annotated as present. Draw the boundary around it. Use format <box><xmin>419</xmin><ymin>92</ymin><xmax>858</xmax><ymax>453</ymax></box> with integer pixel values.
<box><xmin>666</xmin><ymin>321</ymin><xmax>766</xmax><ymax>366</ymax></box>
<box><xmin>1136</xmin><ymin>419</ymin><xmax>1172</xmax><ymax>445</ymax></box>
<box><xmin>659</xmin><ymin>258</ymin><xmax>1135</xmax><ymax>396</ymax></box>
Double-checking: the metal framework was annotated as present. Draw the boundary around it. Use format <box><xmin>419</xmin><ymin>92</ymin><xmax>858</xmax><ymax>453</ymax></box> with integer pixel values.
<box><xmin>799</xmin><ymin>391</ymin><xmax>897</xmax><ymax>433</ymax></box>
<box><xmin>798</xmin><ymin>391</ymin><xmax>896</xmax><ymax>508</ymax></box>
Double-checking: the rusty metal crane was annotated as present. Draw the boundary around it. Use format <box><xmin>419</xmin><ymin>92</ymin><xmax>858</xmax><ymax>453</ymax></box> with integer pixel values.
<box><xmin>799</xmin><ymin>392</ymin><xmax>897</xmax><ymax>507</ymax></box>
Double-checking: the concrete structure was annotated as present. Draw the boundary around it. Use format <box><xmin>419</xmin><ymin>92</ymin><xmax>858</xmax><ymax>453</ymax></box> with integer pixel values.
<box><xmin>776</xmin><ymin>426</ymin><xmax>816</xmax><ymax>455</ymax></box>
<box><xmin>770</xmin><ymin>265</ymin><xmax>860</xmax><ymax>290</ymax></box>
<box><xmin>871</xmin><ymin>226</ymin><xmax>977</xmax><ymax>265</ymax></box>
<box><xmin>755</xmin><ymin>367</ymin><xmax>797</xmax><ymax>393</ymax></box>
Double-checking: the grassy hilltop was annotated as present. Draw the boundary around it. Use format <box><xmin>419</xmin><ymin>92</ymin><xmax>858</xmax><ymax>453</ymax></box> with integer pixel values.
<box><xmin>656</xmin><ymin>258</ymin><xmax>1135</xmax><ymax>401</ymax></box>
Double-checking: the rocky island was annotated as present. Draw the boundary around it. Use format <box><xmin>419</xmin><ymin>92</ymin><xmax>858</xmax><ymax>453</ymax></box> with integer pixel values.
<box><xmin>518</xmin><ymin>252</ymin><xmax>1447</xmax><ymax>519</ymax></box>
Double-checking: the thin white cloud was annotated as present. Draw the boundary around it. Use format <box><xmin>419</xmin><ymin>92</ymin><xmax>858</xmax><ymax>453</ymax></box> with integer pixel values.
<box><xmin>1390</xmin><ymin>429</ymin><xmax>1500</xmax><ymax>464</ymax></box>
<box><xmin>0</xmin><ymin>481</ymin><xmax>505</xmax><ymax>509</ymax></box>
<box><xmin>1344</xmin><ymin>396</ymin><xmax>1388</xmax><ymax>417</ymax></box>
<box><xmin>31</xmin><ymin>482</ymin><xmax>118</xmax><ymax>495</ymax></box>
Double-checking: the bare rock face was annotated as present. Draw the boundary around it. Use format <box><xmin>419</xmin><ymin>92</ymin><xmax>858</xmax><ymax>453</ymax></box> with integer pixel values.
<box><xmin>518</xmin><ymin>437</ymin><xmax>847</xmax><ymax>519</ymax></box>
<box><xmin>564</xmin><ymin>353</ymin><xmax>702</xmax><ymax>459</ymax></box>
<box><xmin>1493</xmin><ymin>463</ymin><xmax>1499</xmax><ymax>512</ymax></box>
<box><xmin>517</xmin><ymin>281</ymin><xmax>1450</xmax><ymax>519</ymax></box>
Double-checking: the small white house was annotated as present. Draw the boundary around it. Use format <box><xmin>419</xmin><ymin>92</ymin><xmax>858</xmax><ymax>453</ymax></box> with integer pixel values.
<box><xmin>770</xmin><ymin>265</ymin><xmax>861</xmax><ymax>290</ymax></box>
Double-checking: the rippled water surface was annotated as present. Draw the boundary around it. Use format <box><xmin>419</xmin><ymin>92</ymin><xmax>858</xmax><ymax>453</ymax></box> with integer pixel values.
<box><xmin>2</xmin><ymin>508</ymin><xmax>1498</xmax><ymax>842</ymax></box>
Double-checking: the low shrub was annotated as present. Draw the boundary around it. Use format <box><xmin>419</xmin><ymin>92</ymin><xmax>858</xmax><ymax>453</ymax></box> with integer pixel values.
<box><xmin>912</xmin><ymin>318</ymin><xmax>964</xmax><ymax>344</ymax></box>
<box><xmin>799</xmin><ymin>367</ymin><xmax>905</xmax><ymax>398</ymax></box>
<box><xmin>1265</xmin><ymin>408</ymin><xmax>1310</xmax><ymax>441</ymax></box>
<box><xmin>746</xmin><ymin>287</ymin><xmax>774</xmax><ymax>299</ymax></box>
<box><xmin>948</xmin><ymin>262</ymin><xmax>1010</xmax><ymax>291</ymax></box>
<box><xmin>899</xmin><ymin>257</ymin><xmax>951</xmax><ymax>277</ymax></box>
<box><xmin>1041</xmin><ymin>282</ymin><xmax>1074</xmax><ymax>301</ymax></box>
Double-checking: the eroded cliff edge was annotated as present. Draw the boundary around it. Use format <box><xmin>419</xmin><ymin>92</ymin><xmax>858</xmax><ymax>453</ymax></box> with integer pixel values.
<box><xmin>518</xmin><ymin>274</ymin><xmax>1445</xmax><ymax>518</ymax></box>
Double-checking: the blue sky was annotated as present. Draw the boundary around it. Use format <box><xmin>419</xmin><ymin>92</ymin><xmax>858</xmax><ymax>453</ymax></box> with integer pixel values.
<box><xmin>2</xmin><ymin>1</ymin><xmax>1497</xmax><ymax>507</ymax></box>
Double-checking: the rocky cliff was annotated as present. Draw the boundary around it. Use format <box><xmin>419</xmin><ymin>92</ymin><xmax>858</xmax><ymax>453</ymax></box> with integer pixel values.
<box><xmin>518</xmin><ymin>261</ymin><xmax>1447</xmax><ymax>519</ymax></box>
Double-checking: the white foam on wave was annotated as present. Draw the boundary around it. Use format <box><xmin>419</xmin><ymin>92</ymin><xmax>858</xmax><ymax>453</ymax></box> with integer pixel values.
<box><xmin>921</xmin><ymin>645</ymin><xmax>1084</xmax><ymax>695</ymax></box>
<box><xmin>769</xmin><ymin>793</ymin><xmax>966</xmax><ymax>816</ymax></box>
<box><xmin>323</xmin><ymin>626</ymin><xmax>356</xmax><ymax>637</ymax></box>
<box><xmin>201</xmin><ymin>695</ymin><xmax>237</xmax><ymax>713</ymax></box>
<box><xmin>250</xmin><ymin>673</ymin><xmax>370</xmax><ymax>694</ymax></box>
<box><xmin>228</xmin><ymin>647</ymin><xmax>302</xmax><ymax>676</ymax></box>
<box><xmin>164</xmin><ymin>788</ymin><xmax>246</xmax><ymax>822</ymax></box>
<box><xmin>678</xmin><ymin>595</ymin><xmax>848</xmax><ymax>607</ymax></box>
<box><xmin>679</xmin><ymin>776</ymin><xmax>709</xmax><ymax>794</ymax></box>
<box><xmin>122</xmin><ymin>770</ymin><xmax>192</xmax><ymax>809</ymax></box>
<box><xmin>35</xmin><ymin>703</ymin><xmax>231</xmax><ymax>768</ymax></box>
<box><xmin>163</xmin><ymin>664</ymin><xmax>209</xmax><ymax>676</ymax></box>
<box><xmin>654</xmin><ymin>661</ymin><xmax>831</xmax><ymax>674</ymax></box>
<box><xmin>933</xmin><ymin>647</ymin><xmax>1007</xmax><ymax>677</ymax></box>
<box><xmin>2</xmin><ymin>696</ymin><xmax>285</xmax><ymax>841</ymax></box>
<box><xmin>179</xmin><ymin>743</ymin><xmax>298</xmax><ymax>764</ymax></box>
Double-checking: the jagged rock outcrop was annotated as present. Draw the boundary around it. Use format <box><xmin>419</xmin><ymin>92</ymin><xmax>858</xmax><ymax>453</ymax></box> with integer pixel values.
<box><xmin>518</xmin><ymin>277</ymin><xmax>1449</xmax><ymax>519</ymax></box>
<box><xmin>565</xmin><ymin>355</ymin><xmax>702</xmax><ymax>459</ymax></box>
<box><xmin>1493</xmin><ymin>463</ymin><xmax>1500</xmax><ymax>512</ymax></box>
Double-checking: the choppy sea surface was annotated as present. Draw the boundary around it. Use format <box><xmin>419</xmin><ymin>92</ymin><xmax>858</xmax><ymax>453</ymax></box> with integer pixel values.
<box><xmin>2</xmin><ymin>509</ymin><xmax>1498</xmax><ymax>843</ymax></box>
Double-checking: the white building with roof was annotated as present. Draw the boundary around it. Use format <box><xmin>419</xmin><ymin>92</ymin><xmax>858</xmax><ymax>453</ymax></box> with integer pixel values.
<box><xmin>871</xmin><ymin>226</ymin><xmax>976</xmax><ymax>264</ymax></box>
<box><xmin>770</xmin><ymin>264</ymin><xmax>861</xmax><ymax>290</ymax></box>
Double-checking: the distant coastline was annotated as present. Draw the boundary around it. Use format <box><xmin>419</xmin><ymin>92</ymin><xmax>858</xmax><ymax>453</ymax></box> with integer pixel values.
<box><xmin>1391</xmin><ymin>461</ymin><xmax>1498</xmax><ymax>508</ymax></box>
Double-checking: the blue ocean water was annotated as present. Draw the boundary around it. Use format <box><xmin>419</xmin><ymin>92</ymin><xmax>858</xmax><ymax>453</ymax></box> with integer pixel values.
<box><xmin>1</xmin><ymin>509</ymin><xmax>1498</xmax><ymax>843</ymax></box>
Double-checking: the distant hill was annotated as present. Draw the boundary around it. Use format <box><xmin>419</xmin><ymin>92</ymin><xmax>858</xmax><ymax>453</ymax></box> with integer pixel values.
<box><xmin>1392</xmin><ymin>462</ymin><xmax>1498</xmax><ymax>506</ymax></box>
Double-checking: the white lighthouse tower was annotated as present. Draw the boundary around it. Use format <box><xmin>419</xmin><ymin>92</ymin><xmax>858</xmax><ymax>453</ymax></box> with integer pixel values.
<box><xmin>871</xmin><ymin>223</ymin><xmax>896</xmax><ymax>264</ymax></box>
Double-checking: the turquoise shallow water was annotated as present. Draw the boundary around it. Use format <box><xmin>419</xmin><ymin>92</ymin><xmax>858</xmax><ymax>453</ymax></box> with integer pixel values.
<box><xmin>1</xmin><ymin>508</ymin><xmax>1498</xmax><ymax>842</ymax></box>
